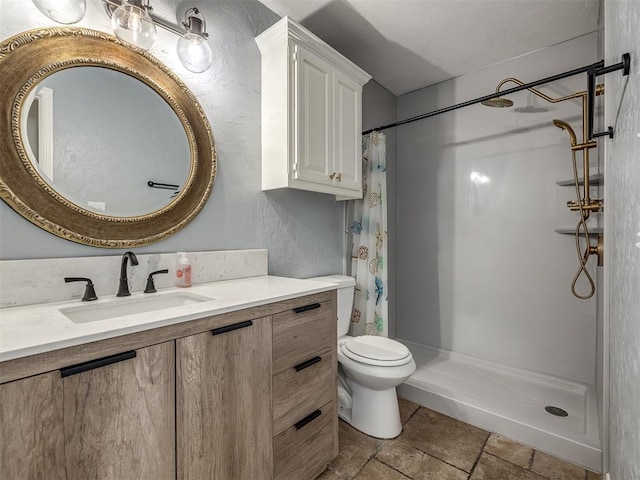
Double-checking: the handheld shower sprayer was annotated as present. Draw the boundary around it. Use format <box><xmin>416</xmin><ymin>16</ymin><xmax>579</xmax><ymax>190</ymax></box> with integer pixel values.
<box><xmin>552</xmin><ymin>119</ymin><xmax>577</xmax><ymax>146</ymax></box>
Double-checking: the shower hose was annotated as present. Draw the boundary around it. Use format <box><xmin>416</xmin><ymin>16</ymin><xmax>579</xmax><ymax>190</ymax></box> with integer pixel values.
<box><xmin>570</xmin><ymin>149</ymin><xmax>596</xmax><ymax>299</ymax></box>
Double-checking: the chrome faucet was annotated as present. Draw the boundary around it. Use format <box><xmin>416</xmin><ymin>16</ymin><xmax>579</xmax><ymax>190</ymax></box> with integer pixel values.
<box><xmin>116</xmin><ymin>251</ymin><xmax>139</xmax><ymax>297</ymax></box>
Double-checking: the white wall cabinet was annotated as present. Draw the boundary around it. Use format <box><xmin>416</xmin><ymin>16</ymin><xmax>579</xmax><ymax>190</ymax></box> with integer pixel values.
<box><xmin>257</xmin><ymin>17</ymin><xmax>371</xmax><ymax>200</ymax></box>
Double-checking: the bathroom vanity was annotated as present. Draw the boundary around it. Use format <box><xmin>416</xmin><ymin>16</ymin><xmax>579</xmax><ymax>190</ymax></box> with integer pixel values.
<box><xmin>0</xmin><ymin>276</ymin><xmax>338</xmax><ymax>480</ymax></box>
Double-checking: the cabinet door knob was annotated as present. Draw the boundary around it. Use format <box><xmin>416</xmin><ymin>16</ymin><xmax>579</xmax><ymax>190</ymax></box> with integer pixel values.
<box><xmin>329</xmin><ymin>172</ymin><xmax>336</xmax><ymax>180</ymax></box>
<box><xmin>336</xmin><ymin>173</ymin><xmax>342</xmax><ymax>182</ymax></box>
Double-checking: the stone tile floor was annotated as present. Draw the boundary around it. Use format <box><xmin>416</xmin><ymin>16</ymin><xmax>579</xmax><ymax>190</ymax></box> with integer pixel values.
<box><xmin>318</xmin><ymin>398</ymin><xmax>600</xmax><ymax>480</ymax></box>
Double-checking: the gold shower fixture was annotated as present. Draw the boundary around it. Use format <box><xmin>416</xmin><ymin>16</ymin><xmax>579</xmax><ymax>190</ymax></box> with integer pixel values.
<box><xmin>483</xmin><ymin>78</ymin><xmax>605</xmax><ymax>299</ymax></box>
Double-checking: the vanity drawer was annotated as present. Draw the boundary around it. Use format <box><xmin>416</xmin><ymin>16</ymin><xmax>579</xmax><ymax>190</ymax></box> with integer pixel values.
<box><xmin>273</xmin><ymin>350</ymin><xmax>335</xmax><ymax>436</ymax></box>
<box><xmin>272</xmin><ymin>301</ymin><xmax>334</xmax><ymax>374</ymax></box>
<box><xmin>273</xmin><ymin>401</ymin><xmax>338</xmax><ymax>480</ymax></box>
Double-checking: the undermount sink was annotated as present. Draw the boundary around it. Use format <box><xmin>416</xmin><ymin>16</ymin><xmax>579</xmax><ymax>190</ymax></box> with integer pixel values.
<box><xmin>59</xmin><ymin>292</ymin><xmax>213</xmax><ymax>324</ymax></box>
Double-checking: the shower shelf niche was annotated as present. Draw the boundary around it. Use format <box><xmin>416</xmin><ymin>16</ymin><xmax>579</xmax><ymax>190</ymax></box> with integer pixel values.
<box><xmin>556</xmin><ymin>173</ymin><xmax>604</xmax><ymax>186</ymax></box>
<box><xmin>555</xmin><ymin>227</ymin><xmax>603</xmax><ymax>236</ymax></box>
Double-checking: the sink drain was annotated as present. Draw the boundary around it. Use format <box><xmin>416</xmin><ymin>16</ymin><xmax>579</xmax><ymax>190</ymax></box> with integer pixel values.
<box><xmin>545</xmin><ymin>406</ymin><xmax>568</xmax><ymax>417</ymax></box>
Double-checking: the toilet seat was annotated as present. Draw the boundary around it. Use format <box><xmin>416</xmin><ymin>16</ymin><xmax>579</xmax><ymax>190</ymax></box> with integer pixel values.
<box><xmin>341</xmin><ymin>336</ymin><xmax>412</xmax><ymax>367</ymax></box>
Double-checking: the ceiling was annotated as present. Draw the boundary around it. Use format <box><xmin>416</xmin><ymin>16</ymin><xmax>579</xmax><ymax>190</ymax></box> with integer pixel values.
<box><xmin>258</xmin><ymin>0</ymin><xmax>601</xmax><ymax>96</ymax></box>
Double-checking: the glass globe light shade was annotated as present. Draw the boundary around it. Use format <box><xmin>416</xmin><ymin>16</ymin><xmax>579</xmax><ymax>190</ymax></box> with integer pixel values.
<box><xmin>177</xmin><ymin>33</ymin><xmax>213</xmax><ymax>73</ymax></box>
<box><xmin>32</xmin><ymin>0</ymin><xmax>86</xmax><ymax>24</ymax></box>
<box><xmin>111</xmin><ymin>1</ymin><xmax>157</xmax><ymax>51</ymax></box>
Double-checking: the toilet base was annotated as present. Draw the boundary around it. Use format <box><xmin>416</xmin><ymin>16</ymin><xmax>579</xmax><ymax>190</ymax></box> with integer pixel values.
<box><xmin>338</xmin><ymin>381</ymin><xmax>402</xmax><ymax>439</ymax></box>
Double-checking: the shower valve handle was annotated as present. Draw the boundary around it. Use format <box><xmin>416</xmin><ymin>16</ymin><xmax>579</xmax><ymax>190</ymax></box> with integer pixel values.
<box><xmin>567</xmin><ymin>199</ymin><xmax>602</xmax><ymax>212</ymax></box>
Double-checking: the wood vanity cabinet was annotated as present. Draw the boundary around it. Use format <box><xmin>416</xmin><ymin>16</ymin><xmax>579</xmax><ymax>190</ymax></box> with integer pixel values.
<box><xmin>0</xmin><ymin>290</ymin><xmax>337</xmax><ymax>480</ymax></box>
<box><xmin>272</xmin><ymin>299</ymin><xmax>338</xmax><ymax>480</ymax></box>
<box><xmin>0</xmin><ymin>371</ymin><xmax>66</xmax><ymax>480</ymax></box>
<box><xmin>256</xmin><ymin>16</ymin><xmax>371</xmax><ymax>200</ymax></box>
<box><xmin>63</xmin><ymin>342</ymin><xmax>175</xmax><ymax>479</ymax></box>
<box><xmin>176</xmin><ymin>318</ymin><xmax>272</xmax><ymax>479</ymax></box>
<box><xmin>0</xmin><ymin>341</ymin><xmax>175</xmax><ymax>480</ymax></box>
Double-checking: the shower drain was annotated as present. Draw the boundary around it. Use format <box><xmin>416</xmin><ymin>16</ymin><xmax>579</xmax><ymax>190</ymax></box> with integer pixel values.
<box><xmin>545</xmin><ymin>406</ymin><xmax>569</xmax><ymax>417</ymax></box>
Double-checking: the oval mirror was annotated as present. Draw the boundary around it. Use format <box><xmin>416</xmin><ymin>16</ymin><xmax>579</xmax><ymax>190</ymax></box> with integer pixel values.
<box><xmin>0</xmin><ymin>27</ymin><xmax>216</xmax><ymax>248</ymax></box>
<box><xmin>21</xmin><ymin>66</ymin><xmax>192</xmax><ymax>217</ymax></box>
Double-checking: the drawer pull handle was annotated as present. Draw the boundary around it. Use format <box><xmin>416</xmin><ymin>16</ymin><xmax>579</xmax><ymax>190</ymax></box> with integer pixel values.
<box><xmin>293</xmin><ymin>303</ymin><xmax>321</xmax><ymax>314</ymax></box>
<box><xmin>294</xmin><ymin>356</ymin><xmax>322</xmax><ymax>372</ymax></box>
<box><xmin>295</xmin><ymin>409</ymin><xmax>322</xmax><ymax>430</ymax></box>
<box><xmin>60</xmin><ymin>350</ymin><xmax>136</xmax><ymax>377</ymax></box>
<box><xmin>212</xmin><ymin>320</ymin><xmax>253</xmax><ymax>335</ymax></box>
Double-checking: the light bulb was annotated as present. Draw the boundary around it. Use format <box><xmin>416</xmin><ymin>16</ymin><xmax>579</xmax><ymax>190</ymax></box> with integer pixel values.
<box><xmin>177</xmin><ymin>33</ymin><xmax>213</xmax><ymax>73</ymax></box>
<box><xmin>32</xmin><ymin>0</ymin><xmax>86</xmax><ymax>24</ymax></box>
<box><xmin>111</xmin><ymin>0</ymin><xmax>157</xmax><ymax>51</ymax></box>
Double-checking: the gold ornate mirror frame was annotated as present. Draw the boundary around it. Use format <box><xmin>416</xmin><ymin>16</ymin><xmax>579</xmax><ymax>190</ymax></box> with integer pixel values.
<box><xmin>0</xmin><ymin>27</ymin><xmax>216</xmax><ymax>247</ymax></box>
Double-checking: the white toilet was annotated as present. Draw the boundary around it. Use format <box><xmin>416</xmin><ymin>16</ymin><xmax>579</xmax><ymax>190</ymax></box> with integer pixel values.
<box><xmin>310</xmin><ymin>275</ymin><xmax>416</xmax><ymax>439</ymax></box>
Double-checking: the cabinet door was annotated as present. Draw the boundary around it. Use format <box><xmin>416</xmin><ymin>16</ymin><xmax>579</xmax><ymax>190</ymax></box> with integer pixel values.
<box><xmin>0</xmin><ymin>372</ymin><xmax>66</xmax><ymax>480</ymax></box>
<box><xmin>333</xmin><ymin>68</ymin><xmax>362</xmax><ymax>192</ymax></box>
<box><xmin>294</xmin><ymin>44</ymin><xmax>334</xmax><ymax>186</ymax></box>
<box><xmin>62</xmin><ymin>342</ymin><xmax>175</xmax><ymax>480</ymax></box>
<box><xmin>177</xmin><ymin>318</ymin><xmax>272</xmax><ymax>479</ymax></box>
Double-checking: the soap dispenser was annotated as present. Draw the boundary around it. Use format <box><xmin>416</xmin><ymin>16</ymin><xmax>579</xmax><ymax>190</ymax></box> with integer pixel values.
<box><xmin>176</xmin><ymin>252</ymin><xmax>192</xmax><ymax>288</ymax></box>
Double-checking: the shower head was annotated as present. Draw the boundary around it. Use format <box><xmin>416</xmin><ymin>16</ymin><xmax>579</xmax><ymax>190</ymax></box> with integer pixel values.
<box><xmin>552</xmin><ymin>119</ymin><xmax>577</xmax><ymax>146</ymax></box>
<box><xmin>481</xmin><ymin>97</ymin><xmax>514</xmax><ymax>108</ymax></box>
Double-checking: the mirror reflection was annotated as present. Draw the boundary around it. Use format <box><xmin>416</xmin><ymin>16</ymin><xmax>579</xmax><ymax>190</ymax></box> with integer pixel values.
<box><xmin>21</xmin><ymin>67</ymin><xmax>191</xmax><ymax>217</ymax></box>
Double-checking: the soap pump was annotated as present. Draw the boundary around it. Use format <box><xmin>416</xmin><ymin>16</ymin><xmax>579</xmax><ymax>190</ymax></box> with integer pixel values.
<box><xmin>176</xmin><ymin>252</ymin><xmax>192</xmax><ymax>288</ymax></box>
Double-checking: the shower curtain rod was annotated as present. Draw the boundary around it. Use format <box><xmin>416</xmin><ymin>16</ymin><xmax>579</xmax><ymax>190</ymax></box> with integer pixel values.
<box><xmin>363</xmin><ymin>53</ymin><xmax>631</xmax><ymax>140</ymax></box>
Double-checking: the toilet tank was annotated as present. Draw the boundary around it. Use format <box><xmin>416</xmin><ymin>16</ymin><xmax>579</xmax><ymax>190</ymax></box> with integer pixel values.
<box><xmin>307</xmin><ymin>275</ymin><xmax>355</xmax><ymax>337</ymax></box>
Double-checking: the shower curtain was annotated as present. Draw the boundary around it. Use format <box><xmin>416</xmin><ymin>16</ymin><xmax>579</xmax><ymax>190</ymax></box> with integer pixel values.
<box><xmin>350</xmin><ymin>131</ymin><xmax>388</xmax><ymax>337</ymax></box>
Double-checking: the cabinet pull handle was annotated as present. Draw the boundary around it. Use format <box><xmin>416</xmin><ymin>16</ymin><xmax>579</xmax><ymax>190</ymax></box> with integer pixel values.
<box><xmin>212</xmin><ymin>320</ymin><xmax>253</xmax><ymax>335</ymax></box>
<box><xmin>294</xmin><ymin>356</ymin><xmax>322</xmax><ymax>372</ymax></box>
<box><xmin>336</xmin><ymin>173</ymin><xmax>342</xmax><ymax>182</ymax></box>
<box><xmin>293</xmin><ymin>303</ymin><xmax>321</xmax><ymax>314</ymax></box>
<box><xmin>295</xmin><ymin>409</ymin><xmax>322</xmax><ymax>430</ymax></box>
<box><xmin>329</xmin><ymin>172</ymin><xmax>336</xmax><ymax>180</ymax></box>
<box><xmin>60</xmin><ymin>350</ymin><xmax>136</xmax><ymax>377</ymax></box>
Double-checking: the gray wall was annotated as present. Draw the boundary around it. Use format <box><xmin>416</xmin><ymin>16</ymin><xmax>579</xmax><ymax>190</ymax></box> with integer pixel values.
<box><xmin>604</xmin><ymin>1</ymin><xmax>640</xmax><ymax>478</ymax></box>
<box><xmin>0</xmin><ymin>0</ymin><xmax>344</xmax><ymax>278</ymax></box>
<box><xmin>361</xmin><ymin>80</ymin><xmax>397</xmax><ymax>336</ymax></box>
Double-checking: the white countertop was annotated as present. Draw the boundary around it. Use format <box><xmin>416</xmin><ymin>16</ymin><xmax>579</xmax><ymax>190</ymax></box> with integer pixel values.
<box><xmin>0</xmin><ymin>276</ymin><xmax>336</xmax><ymax>362</ymax></box>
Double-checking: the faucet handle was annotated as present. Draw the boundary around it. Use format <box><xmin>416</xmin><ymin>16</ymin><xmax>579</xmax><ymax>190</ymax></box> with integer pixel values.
<box><xmin>65</xmin><ymin>277</ymin><xmax>98</xmax><ymax>302</ymax></box>
<box><xmin>144</xmin><ymin>269</ymin><xmax>169</xmax><ymax>293</ymax></box>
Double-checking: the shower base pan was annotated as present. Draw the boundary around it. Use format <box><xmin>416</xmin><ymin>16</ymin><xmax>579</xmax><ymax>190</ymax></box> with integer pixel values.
<box><xmin>396</xmin><ymin>340</ymin><xmax>601</xmax><ymax>472</ymax></box>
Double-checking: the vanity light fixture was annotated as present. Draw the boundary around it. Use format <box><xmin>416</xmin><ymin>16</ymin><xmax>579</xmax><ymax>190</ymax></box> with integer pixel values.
<box><xmin>110</xmin><ymin>0</ymin><xmax>157</xmax><ymax>52</ymax></box>
<box><xmin>176</xmin><ymin>8</ymin><xmax>213</xmax><ymax>73</ymax></box>
<box><xmin>32</xmin><ymin>0</ymin><xmax>87</xmax><ymax>24</ymax></box>
<box><xmin>31</xmin><ymin>0</ymin><xmax>213</xmax><ymax>72</ymax></box>
<box><xmin>103</xmin><ymin>1</ymin><xmax>213</xmax><ymax>72</ymax></box>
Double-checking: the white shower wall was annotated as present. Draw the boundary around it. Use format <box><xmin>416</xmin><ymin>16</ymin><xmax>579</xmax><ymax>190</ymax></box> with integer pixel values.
<box><xmin>395</xmin><ymin>33</ymin><xmax>600</xmax><ymax>385</ymax></box>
